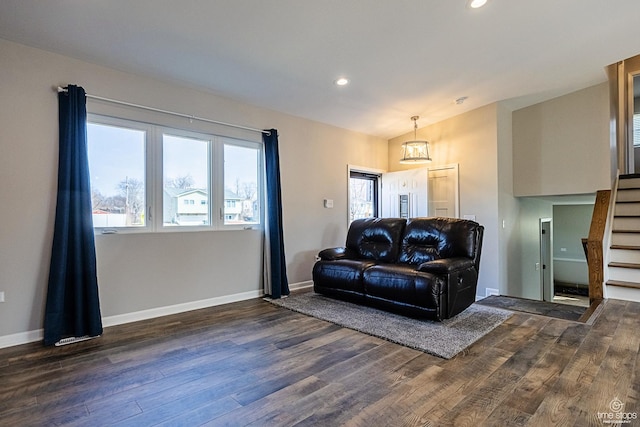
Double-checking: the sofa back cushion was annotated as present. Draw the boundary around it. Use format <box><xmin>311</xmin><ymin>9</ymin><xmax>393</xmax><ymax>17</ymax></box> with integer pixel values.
<box><xmin>346</xmin><ymin>218</ymin><xmax>406</xmax><ymax>262</ymax></box>
<box><xmin>399</xmin><ymin>217</ymin><xmax>483</xmax><ymax>266</ymax></box>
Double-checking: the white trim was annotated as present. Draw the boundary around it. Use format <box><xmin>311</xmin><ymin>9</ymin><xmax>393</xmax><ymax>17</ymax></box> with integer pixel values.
<box><xmin>0</xmin><ymin>329</ymin><xmax>44</xmax><ymax>350</ymax></box>
<box><xmin>553</xmin><ymin>257</ymin><xmax>587</xmax><ymax>263</ymax></box>
<box><xmin>87</xmin><ymin>114</ymin><xmax>264</xmax><ymax>235</ymax></box>
<box><xmin>289</xmin><ymin>280</ymin><xmax>313</xmax><ymax>290</ymax></box>
<box><xmin>102</xmin><ymin>289</ymin><xmax>263</xmax><ymax>327</ymax></box>
<box><xmin>603</xmin><ymin>172</ymin><xmax>620</xmax><ymax>300</ymax></box>
<box><xmin>540</xmin><ymin>217</ymin><xmax>553</xmax><ymax>302</ymax></box>
<box><xmin>0</xmin><ymin>289</ymin><xmax>263</xmax><ymax>349</ymax></box>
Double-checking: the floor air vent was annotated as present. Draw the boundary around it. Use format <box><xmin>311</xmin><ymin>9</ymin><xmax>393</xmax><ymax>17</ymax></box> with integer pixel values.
<box><xmin>54</xmin><ymin>335</ymin><xmax>99</xmax><ymax>346</ymax></box>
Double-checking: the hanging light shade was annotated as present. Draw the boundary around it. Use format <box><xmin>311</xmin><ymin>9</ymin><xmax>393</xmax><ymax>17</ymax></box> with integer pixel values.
<box><xmin>399</xmin><ymin>116</ymin><xmax>432</xmax><ymax>164</ymax></box>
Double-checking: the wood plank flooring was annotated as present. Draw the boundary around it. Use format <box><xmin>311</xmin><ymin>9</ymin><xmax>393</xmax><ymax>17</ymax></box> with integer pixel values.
<box><xmin>0</xmin><ymin>292</ymin><xmax>639</xmax><ymax>426</ymax></box>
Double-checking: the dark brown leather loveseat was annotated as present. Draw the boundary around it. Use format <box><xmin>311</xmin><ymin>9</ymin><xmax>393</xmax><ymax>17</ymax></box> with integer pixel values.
<box><xmin>312</xmin><ymin>217</ymin><xmax>484</xmax><ymax>321</ymax></box>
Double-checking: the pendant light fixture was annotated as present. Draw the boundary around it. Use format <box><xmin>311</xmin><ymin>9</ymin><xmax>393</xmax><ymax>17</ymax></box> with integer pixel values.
<box><xmin>399</xmin><ymin>116</ymin><xmax>432</xmax><ymax>164</ymax></box>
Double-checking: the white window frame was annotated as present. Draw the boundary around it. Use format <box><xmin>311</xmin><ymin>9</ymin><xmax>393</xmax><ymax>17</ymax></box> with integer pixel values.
<box><xmin>87</xmin><ymin>114</ymin><xmax>264</xmax><ymax>234</ymax></box>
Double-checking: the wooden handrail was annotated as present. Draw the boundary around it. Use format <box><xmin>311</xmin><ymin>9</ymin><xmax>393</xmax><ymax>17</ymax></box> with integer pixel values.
<box><xmin>586</xmin><ymin>190</ymin><xmax>611</xmax><ymax>303</ymax></box>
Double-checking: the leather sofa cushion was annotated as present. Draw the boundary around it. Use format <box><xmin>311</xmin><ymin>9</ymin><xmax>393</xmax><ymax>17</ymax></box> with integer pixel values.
<box><xmin>399</xmin><ymin>217</ymin><xmax>481</xmax><ymax>264</ymax></box>
<box><xmin>346</xmin><ymin>218</ymin><xmax>406</xmax><ymax>263</ymax></box>
<box><xmin>312</xmin><ymin>259</ymin><xmax>376</xmax><ymax>294</ymax></box>
<box><xmin>363</xmin><ymin>264</ymin><xmax>442</xmax><ymax>309</ymax></box>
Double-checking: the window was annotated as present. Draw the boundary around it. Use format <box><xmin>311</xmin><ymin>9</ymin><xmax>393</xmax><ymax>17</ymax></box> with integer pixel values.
<box><xmin>224</xmin><ymin>143</ymin><xmax>260</xmax><ymax>225</ymax></box>
<box><xmin>163</xmin><ymin>133</ymin><xmax>210</xmax><ymax>226</ymax></box>
<box><xmin>349</xmin><ymin>169</ymin><xmax>380</xmax><ymax>222</ymax></box>
<box><xmin>87</xmin><ymin>122</ymin><xmax>146</xmax><ymax>228</ymax></box>
<box><xmin>87</xmin><ymin>115</ymin><xmax>263</xmax><ymax>232</ymax></box>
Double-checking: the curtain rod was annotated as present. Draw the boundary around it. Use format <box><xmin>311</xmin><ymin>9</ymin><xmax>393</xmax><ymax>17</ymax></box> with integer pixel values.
<box><xmin>55</xmin><ymin>86</ymin><xmax>270</xmax><ymax>136</ymax></box>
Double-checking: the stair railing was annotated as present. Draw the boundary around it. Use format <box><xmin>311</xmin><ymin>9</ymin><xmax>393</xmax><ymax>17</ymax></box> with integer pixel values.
<box><xmin>586</xmin><ymin>189</ymin><xmax>612</xmax><ymax>303</ymax></box>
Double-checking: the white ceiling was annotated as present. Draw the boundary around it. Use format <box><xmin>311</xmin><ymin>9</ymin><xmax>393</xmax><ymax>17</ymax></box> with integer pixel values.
<box><xmin>1</xmin><ymin>0</ymin><xmax>640</xmax><ymax>139</ymax></box>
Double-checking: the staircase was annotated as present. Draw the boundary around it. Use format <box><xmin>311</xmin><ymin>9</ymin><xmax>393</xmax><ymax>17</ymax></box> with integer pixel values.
<box><xmin>606</xmin><ymin>174</ymin><xmax>640</xmax><ymax>301</ymax></box>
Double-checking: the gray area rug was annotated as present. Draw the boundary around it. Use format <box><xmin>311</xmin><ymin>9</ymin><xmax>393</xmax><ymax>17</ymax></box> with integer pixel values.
<box><xmin>266</xmin><ymin>292</ymin><xmax>512</xmax><ymax>359</ymax></box>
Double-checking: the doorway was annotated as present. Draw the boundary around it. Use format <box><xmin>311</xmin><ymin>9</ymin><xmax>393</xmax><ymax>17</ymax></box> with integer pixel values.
<box><xmin>540</xmin><ymin>218</ymin><xmax>552</xmax><ymax>302</ymax></box>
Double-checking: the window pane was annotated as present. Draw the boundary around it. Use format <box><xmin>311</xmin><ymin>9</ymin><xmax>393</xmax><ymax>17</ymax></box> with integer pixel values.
<box><xmin>224</xmin><ymin>144</ymin><xmax>260</xmax><ymax>225</ymax></box>
<box><xmin>163</xmin><ymin>134</ymin><xmax>210</xmax><ymax>226</ymax></box>
<box><xmin>349</xmin><ymin>175</ymin><xmax>377</xmax><ymax>222</ymax></box>
<box><xmin>87</xmin><ymin>123</ymin><xmax>146</xmax><ymax>227</ymax></box>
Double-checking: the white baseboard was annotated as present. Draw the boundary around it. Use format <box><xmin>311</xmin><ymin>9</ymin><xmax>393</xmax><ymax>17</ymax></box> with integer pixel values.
<box><xmin>0</xmin><ymin>329</ymin><xmax>44</xmax><ymax>350</ymax></box>
<box><xmin>0</xmin><ymin>289</ymin><xmax>263</xmax><ymax>350</ymax></box>
<box><xmin>289</xmin><ymin>280</ymin><xmax>313</xmax><ymax>290</ymax></box>
<box><xmin>102</xmin><ymin>289</ymin><xmax>263</xmax><ymax>327</ymax></box>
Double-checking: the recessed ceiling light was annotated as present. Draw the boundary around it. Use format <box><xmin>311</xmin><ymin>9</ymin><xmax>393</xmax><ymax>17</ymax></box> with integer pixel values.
<box><xmin>334</xmin><ymin>77</ymin><xmax>349</xmax><ymax>86</ymax></box>
<box><xmin>469</xmin><ymin>0</ymin><xmax>488</xmax><ymax>8</ymax></box>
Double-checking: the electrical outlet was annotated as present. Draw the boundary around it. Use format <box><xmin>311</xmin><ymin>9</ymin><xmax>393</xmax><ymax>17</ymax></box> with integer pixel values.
<box><xmin>0</xmin><ymin>291</ymin><xmax>5</xmax><ymax>303</ymax></box>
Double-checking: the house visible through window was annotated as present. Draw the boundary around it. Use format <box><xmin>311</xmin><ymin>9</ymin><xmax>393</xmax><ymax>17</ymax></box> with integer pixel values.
<box><xmin>223</xmin><ymin>143</ymin><xmax>260</xmax><ymax>225</ymax></box>
<box><xmin>163</xmin><ymin>133</ymin><xmax>210</xmax><ymax>226</ymax></box>
<box><xmin>349</xmin><ymin>170</ymin><xmax>380</xmax><ymax>222</ymax></box>
<box><xmin>87</xmin><ymin>115</ymin><xmax>263</xmax><ymax>232</ymax></box>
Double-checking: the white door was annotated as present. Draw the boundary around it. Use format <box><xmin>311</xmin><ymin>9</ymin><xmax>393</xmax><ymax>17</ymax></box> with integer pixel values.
<box><xmin>381</xmin><ymin>168</ymin><xmax>428</xmax><ymax>218</ymax></box>
<box><xmin>427</xmin><ymin>164</ymin><xmax>459</xmax><ymax>218</ymax></box>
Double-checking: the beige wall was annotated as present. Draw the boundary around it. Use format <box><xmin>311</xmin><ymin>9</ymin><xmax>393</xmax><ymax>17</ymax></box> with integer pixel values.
<box><xmin>510</xmin><ymin>83</ymin><xmax>610</xmax><ymax>300</ymax></box>
<box><xmin>513</xmin><ymin>83</ymin><xmax>611</xmax><ymax>196</ymax></box>
<box><xmin>388</xmin><ymin>104</ymin><xmax>505</xmax><ymax>298</ymax></box>
<box><xmin>496</xmin><ymin>103</ymin><xmax>520</xmax><ymax>297</ymax></box>
<box><xmin>0</xmin><ymin>36</ymin><xmax>617</xmax><ymax>345</ymax></box>
<box><xmin>0</xmin><ymin>39</ymin><xmax>388</xmax><ymax>343</ymax></box>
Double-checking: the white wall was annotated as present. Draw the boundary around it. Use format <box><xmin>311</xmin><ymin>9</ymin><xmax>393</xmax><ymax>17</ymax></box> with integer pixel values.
<box><xmin>0</xmin><ymin>39</ymin><xmax>388</xmax><ymax>343</ymax></box>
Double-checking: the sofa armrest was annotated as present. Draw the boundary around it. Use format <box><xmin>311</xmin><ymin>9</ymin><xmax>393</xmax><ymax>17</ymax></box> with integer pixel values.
<box><xmin>417</xmin><ymin>257</ymin><xmax>475</xmax><ymax>274</ymax></box>
<box><xmin>317</xmin><ymin>247</ymin><xmax>358</xmax><ymax>261</ymax></box>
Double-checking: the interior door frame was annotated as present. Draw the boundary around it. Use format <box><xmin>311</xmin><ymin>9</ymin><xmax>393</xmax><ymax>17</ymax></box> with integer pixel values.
<box><xmin>427</xmin><ymin>163</ymin><xmax>460</xmax><ymax>218</ymax></box>
<box><xmin>540</xmin><ymin>217</ymin><xmax>553</xmax><ymax>301</ymax></box>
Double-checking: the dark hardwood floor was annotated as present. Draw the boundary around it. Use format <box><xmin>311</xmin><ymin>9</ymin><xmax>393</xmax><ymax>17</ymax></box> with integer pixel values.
<box><xmin>1</xmin><ymin>291</ymin><xmax>639</xmax><ymax>426</ymax></box>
